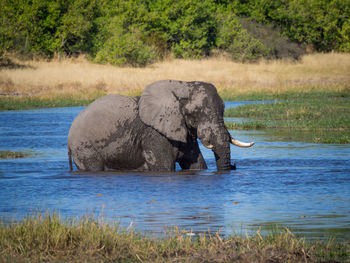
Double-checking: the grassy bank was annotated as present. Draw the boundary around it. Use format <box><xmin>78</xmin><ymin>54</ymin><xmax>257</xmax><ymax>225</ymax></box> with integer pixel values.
<box><xmin>225</xmin><ymin>90</ymin><xmax>350</xmax><ymax>144</ymax></box>
<box><xmin>0</xmin><ymin>91</ymin><xmax>105</xmax><ymax>110</ymax></box>
<box><xmin>1</xmin><ymin>53</ymin><xmax>349</xmax><ymax>143</ymax></box>
<box><xmin>1</xmin><ymin>53</ymin><xmax>350</xmax><ymax>110</ymax></box>
<box><xmin>0</xmin><ymin>214</ymin><xmax>349</xmax><ymax>263</ymax></box>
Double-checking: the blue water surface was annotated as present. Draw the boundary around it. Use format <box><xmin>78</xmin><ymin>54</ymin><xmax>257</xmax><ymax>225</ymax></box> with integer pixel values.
<box><xmin>0</xmin><ymin>102</ymin><xmax>349</xmax><ymax>240</ymax></box>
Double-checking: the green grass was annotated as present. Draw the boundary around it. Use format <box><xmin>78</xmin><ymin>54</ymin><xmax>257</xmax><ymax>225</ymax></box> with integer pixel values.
<box><xmin>225</xmin><ymin>91</ymin><xmax>350</xmax><ymax>144</ymax></box>
<box><xmin>219</xmin><ymin>89</ymin><xmax>279</xmax><ymax>101</ymax></box>
<box><xmin>219</xmin><ymin>86</ymin><xmax>350</xmax><ymax>101</ymax></box>
<box><xmin>0</xmin><ymin>91</ymin><xmax>105</xmax><ymax>111</ymax></box>
<box><xmin>1</xmin><ymin>86</ymin><xmax>350</xmax><ymax>144</ymax></box>
<box><xmin>0</xmin><ymin>213</ymin><xmax>349</xmax><ymax>263</ymax></box>
<box><xmin>0</xmin><ymin>150</ymin><xmax>31</xmax><ymax>159</ymax></box>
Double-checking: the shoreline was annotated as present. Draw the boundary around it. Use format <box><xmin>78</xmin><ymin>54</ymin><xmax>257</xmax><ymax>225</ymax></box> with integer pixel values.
<box><xmin>1</xmin><ymin>88</ymin><xmax>349</xmax><ymax>144</ymax></box>
<box><xmin>1</xmin><ymin>53</ymin><xmax>349</xmax><ymax>103</ymax></box>
<box><xmin>1</xmin><ymin>53</ymin><xmax>349</xmax><ymax>144</ymax></box>
<box><xmin>1</xmin><ymin>213</ymin><xmax>349</xmax><ymax>263</ymax></box>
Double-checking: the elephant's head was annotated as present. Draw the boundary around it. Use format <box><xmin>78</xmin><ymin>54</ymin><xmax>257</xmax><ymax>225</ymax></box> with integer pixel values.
<box><xmin>139</xmin><ymin>80</ymin><xmax>254</xmax><ymax>171</ymax></box>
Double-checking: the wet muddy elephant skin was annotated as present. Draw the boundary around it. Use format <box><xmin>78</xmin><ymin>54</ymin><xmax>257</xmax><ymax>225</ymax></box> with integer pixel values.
<box><xmin>68</xmin><ymin>80</ymin><xmax>254</xmax><ymax>172</ymax></box>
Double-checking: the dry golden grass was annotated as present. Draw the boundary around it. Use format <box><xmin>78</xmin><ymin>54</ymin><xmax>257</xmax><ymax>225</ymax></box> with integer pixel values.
<box><xmin>1</xmin><ymin>53</ymin><xmax>349</xmax><ymax>98</ymax></box>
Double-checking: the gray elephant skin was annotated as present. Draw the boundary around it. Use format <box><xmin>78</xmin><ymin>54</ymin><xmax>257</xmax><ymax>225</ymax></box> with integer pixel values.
<box><xmin>68</xmin><ymin>80</ymin><xmax>254</xmax><ymax>172</ymax></box>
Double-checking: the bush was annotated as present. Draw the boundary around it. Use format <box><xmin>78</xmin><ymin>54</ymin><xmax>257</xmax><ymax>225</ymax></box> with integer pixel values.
<box><xmin>339</xmin><ymin>19</ymin><xmax>350</xmax><ymax>52</ymax></box>
<box><xmin>239</xmin><ymin>18</ymin><xmax>306</xmax><ymax>60</ymax></box>
<box><xmin>94</xmin><ymin>26</ymin><xmax>158</xmax><ymax>67</ymax></box>
<box><xmin>146</xmin><ymin>0</ymin><xmax>217</xmax><ymax>59</ymax></box>
<box><xmin>235</xmin><ymin>0</ymin><xmax>350</xmax><ymax>53</ymax></box>
<box><xmin>92</xmin><ymin>0</ymin><xmax>158</xmax><ymax>66</ymax></box>
<box><xmin>216</xmin><ymin>13</ymin><xmax>271</xmax><ymax>61</ymax></box>
<box><xmin>1</xmin><ymin>0</ymin><xmax>349</xmax><ymax>65</ymax></box>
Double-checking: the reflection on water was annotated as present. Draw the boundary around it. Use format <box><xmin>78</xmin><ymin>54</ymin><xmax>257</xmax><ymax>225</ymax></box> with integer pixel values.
<box><xmin>0</xmin><ymin>104</ymin><xmax>349</xmax><ymax>240</ymax></box>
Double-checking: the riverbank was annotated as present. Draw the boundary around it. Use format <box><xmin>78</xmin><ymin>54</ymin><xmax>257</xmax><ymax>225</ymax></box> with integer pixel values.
<box><xmin>0</xmin><ymin>213</ymin><xmax>348</xmax><ymax>263</ymax></box>
<box><xmin>225</xmin><ymin>89</ymin><xmax>350</xmax><ymax>144</ymax></box>
<box><xmin>1</xmin><ymin>53</ymin><xmax>349</xmax><ymax>110</ymax></box>
<box><xmin>0</xmin><ymin>91</ymin><xmax>105</xmax><ymax>111</ymax></box>
<box><xmin>1</xmin><ymin>53</ymin><xmax>349</xmax><ymax>143</ymax></box>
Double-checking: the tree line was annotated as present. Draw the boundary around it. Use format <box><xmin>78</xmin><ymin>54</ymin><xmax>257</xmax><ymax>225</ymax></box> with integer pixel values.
<box><xmin>1</xmin><ymin>0</ymin><xmax>349</xmax><ymax>66</ymax></box>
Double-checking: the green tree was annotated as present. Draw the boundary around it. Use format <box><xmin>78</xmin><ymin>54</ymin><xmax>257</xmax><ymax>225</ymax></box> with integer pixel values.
<box><xmin>339</xmin><ymin>19</ymin><xmax>350</xmax><ymax>51</ymax></box>
<box><xmin>92</xmin><ymin>0</ymin><xmax>157</xmax><ymax>66</ymax></box>
<box><xmin>7</xmin><ymin>0</ymin><xmax>62</xmax><ymax>57</ymax></box>
<box><xmin>233</xmin><ymin>0</ymin><xmax>350</xmax><ymax>52</ymax></box>
<box><xmin>148</xmin><ymin>0</ymin><xmax>217</xmax><ymax>58</ymax></box>
<box><xmin>0</xmin><ymin>0</ymin><xmax>22</xmax><ymax>58</ymax></box>
<box><xmin>216</xmin><ymin>11</ymin><xmax>271</xmax><ymax>61</ymax></box>
<box><xmin>0</xmin><ymin>0</ymin><xmax>99</xmax><ymax>59</ymax></box>
<box><xmin>1</xmin><ymin>0</ymin><xmax>349</xmax><ymax>64</ymax></box>
<box><xmin>94</xmin><ymin>22</ymin><xmax>158</xmax><ymax>66</ymax></box>
<box><xmin>55</xmin><ymin>0</ymin><xmax>98</xmax><ymax>58</ymax></box>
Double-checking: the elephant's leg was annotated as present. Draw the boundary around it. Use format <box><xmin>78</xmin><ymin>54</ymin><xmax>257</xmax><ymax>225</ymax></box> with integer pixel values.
<box><xmin>81</xmin><ymin>157</ymin><xmax>104</xmax><ymax>171</ymax></box>
<box><xmin>178</xmin><ymin>139</ymin><xmax>207</xmax><ymax>170</ymax></box>
<box><xmin>179</xmin><ymin>152</ymin><xmax>207</xmax><ymax>170</ymax></box>
<box><xmin>141</xmin><ymin>128</ymin><xmax>177</xmax><ymax>171</ymax></box>
<box><xmin>72</xmin><ymin>145</ymin><xmax>104</xmax><ymax>171</ymax></box>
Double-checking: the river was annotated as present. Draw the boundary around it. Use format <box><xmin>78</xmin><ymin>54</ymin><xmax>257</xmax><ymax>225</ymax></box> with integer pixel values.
<box><xmin>0</xmin><ymin>102</ymin><xmax>349</xmax><ymax>240</ymax></box>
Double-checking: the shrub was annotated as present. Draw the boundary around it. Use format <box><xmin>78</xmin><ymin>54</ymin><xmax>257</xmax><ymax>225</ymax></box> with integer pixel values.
<box><xmin>147</xmin><ymin>0</ymin><xmax>217</xmax><ymax>59</ymax></box>
<box><xmin>94</xmin><ymin>25</ymin><xmax>157</xmax><ymax>67</ymax></box>
<box><xmin>1</xmin><ymin>0</ymin><xmax>348</xmax><ymax>65</ymax></box>
<box><xmin>239</xmin><ymin>18</ymin><xmax>306</xmax><ymax>60</ymax></box>
<box><xmin>216</xmin><ymin>13</ymin><xmax>271</xmax><ymax>62</ymax></box>
<box><xmin>235</xmin><ymin>0</ymin><xmax>350</xmax><ymax>53</ymax></box>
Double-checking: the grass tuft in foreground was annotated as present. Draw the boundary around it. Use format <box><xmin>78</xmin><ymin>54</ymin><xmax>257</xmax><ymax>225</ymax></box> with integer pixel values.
<box><xmin>225</xmin><ymin>90</ymin><xmax>350</xmax><ymax>144</ymax></box>
<box><xmin>0</xmin><ymin>213</ymin><xmax>349</xmax><ymax>262</ymax></box>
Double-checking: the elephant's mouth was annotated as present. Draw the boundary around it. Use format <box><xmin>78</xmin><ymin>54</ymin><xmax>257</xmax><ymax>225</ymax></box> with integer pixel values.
<box><xmin>199</xmin><ymin>132</ymin><xmax>254</xmax><ymax>171</ymax></box>
<box><xmin>198</xmin><ymin>133</ymin><xmax>231</xmax><ymax>170</ymax></box>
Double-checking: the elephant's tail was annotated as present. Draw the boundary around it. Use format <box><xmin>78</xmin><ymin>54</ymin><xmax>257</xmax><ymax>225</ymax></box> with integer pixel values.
<box><xmin>68</xmin><ymin>147</ymin><xmax>73</xmax><ymax>171</ymax></box>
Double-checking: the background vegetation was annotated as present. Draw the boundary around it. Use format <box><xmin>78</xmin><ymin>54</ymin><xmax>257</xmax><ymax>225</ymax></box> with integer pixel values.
<box><xmin>225</xmin><ymin>90</ymin><xmax>350</xmax><ymax>144</ymax></box>
<box><xmin>1</xmin><ymin>0</ymin><xmax>349</xmax><ymax>66</ymax></box>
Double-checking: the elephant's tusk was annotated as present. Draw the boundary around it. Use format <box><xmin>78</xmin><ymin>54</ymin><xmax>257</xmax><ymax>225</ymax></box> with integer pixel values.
<box><xmin>231</xmin><ymin>138</ymin><xmax>255</xmax><ymax>148</ymax></box>
<box><xmin>203</xmin><ymin>143</ymin><xmax>214</xmax><ymax>149</ymax></box>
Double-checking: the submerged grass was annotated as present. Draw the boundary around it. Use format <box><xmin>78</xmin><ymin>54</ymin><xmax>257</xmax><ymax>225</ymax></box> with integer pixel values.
<box><xmin>0</xmin><ymin>213</ymin><xmax>349</xmax><ymax>263</ymax></box>
<box><xmin>225</xmin><ymin>90</ymin><xmax>350</xmax><ymax>144</ymax></box>
<box><xmin>0</xmin><ymin>150</ymin><xmax>31</xmax><ymax>159</ymax></box>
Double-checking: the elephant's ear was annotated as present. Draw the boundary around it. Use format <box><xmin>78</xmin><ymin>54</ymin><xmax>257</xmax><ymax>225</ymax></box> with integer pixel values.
<box><xmin>139</xmin><ymin>80</ymin><xmax>190</xmax><ymax>143</ymax></box>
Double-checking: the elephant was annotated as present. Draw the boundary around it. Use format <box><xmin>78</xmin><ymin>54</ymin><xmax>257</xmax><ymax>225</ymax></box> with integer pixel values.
<box><xmin>68</xmin><ymin>80</ymin><xmax>254</xmax><ymax>172</ymax></box>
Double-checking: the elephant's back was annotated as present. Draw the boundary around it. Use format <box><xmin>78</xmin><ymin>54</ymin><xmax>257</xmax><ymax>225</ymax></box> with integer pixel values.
<box><xmin>68</xmin><ymin>95</ymin><xmax>139</xmax><ymax>146</ymax></box>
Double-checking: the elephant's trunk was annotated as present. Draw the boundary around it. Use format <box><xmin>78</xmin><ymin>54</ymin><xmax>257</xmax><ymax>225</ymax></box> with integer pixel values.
<box><xmin>213</xmin><ymin>124</ymin><xmax>232</xmax><ymax>170</ymax></box>
<box><xmin>199</xmin><ymin>120</ymin><xmax>232</xmax><ymax>171</ymax></box>
<box><xmin>214</xmin><ymin>143</ymin><xmax>231</xmax><ymax>170</ymax></box>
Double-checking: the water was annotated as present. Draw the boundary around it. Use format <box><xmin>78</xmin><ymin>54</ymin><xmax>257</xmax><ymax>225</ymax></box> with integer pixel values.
<box><xmin>0</xmin><ymin>102</ymin><xmax>349</xmax><ymax>240</ymax></box>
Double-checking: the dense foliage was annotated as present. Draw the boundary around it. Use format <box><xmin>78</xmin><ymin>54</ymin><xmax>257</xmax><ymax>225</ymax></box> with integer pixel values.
<box><xmin>1</xmin><ymin>0</ymin><xmax>349</xmax><ymax>66</ymax></box>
